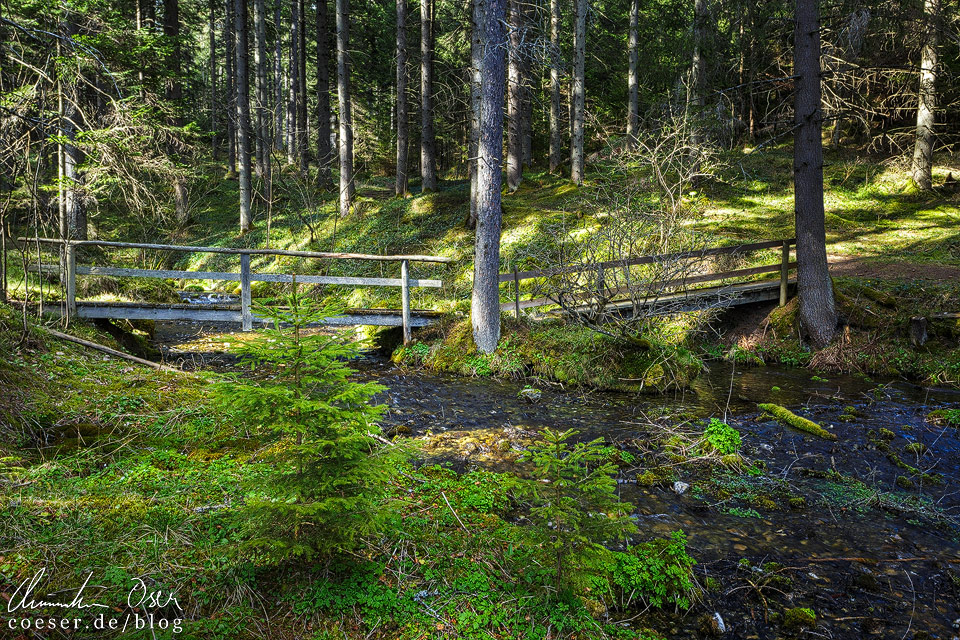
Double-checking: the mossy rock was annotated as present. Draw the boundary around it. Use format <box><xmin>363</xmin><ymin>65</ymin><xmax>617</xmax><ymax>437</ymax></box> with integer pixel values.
<box><xmin>758</xmin><ymin>403</ymin><xmax>837</xmax><ymax>440</ymax></box>
<box><xmin>926</xmin><ymin>408</ymin><xmax>960</xmax><ymax>427</ymax></box>
<box><xmin>783</xmin><ymin>607</ymin><xmax>816</xmax><ymax>631</ymax></box>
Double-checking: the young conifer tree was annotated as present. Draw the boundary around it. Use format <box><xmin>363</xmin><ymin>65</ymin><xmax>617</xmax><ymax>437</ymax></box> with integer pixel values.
<box><xmin>217</xmin><ymin>281</ymin><xmax>398</xmax><ymax>562</ymax></box>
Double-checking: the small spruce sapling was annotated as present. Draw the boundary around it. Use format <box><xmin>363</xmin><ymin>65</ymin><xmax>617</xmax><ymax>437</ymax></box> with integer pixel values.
<box><xmin>216</xmin><ymin>281</ymin><xmax>398</xmax><ymax>563</ymax></box>
<box><xmin>519</xmin><ymin>428</ymin><xmax>638</xmax><ymax>594</ymax></box>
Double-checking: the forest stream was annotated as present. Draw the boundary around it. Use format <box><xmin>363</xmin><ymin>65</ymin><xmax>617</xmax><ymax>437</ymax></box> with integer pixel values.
<box><xmin>156</xmin><ymin>319</ymin><xmax>960</xmax><ymax>639</ymax></box>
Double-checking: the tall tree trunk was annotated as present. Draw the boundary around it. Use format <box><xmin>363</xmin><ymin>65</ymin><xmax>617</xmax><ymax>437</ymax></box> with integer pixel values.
<box><xmin>254</xmin><ymin>0</ymin><xmax>269</xmax><ymax>178</ymax></box>
<box><xmin>520</xmin><ymin>0</ymin><xmax>533</xmax><ymax>168</ymax></box>
<box><xmin>911</xmin><ymin>0</ymin><xmax>939</xmax><ymax>190</ymax></box>
<box><xmin>287</xmin><ymin>0</ymin><xmax>299</xmax><ymax>165</ymax></box>
<box><xmin>225</xmin><ymin>0</ymin><xmax>238</xmax><ymax>177</ymax></box>
<box><xmin>471</xmin><ymin>0</ymin><xmax>506</xmax><ymax>354</ymax></box>
<box><xmin>396</xmin><ymin>0</ymin><xmax>410</xmax><ymax>196</ymax></box>
<box><xmin>62</xmin><ymin>12</ymin><xmax>85</xmax><ymax>240</ymax></box>
<box><xmin>164</xmin><ymin>0</ymin><xmax>188</xmax><ymax>224</ymax></box>
<box><xmin>235</xmin><ymin>0</ymin><xmax>253</xmax><ymax>232</ymax></box>
<box><xmin>316</xmin><ymin>0</ymin><xmax>333</xmax><ymax>188</ymax></box>
<box><xmin>506</xmin><ymin>0</ymin><xmax>522</xmax><ymax>191</ymax></box>
<box><xmin>274</xmin><ymin>0</ymin><xmax>285</xmax><ymax>152</ymax></box>
<box><xmin>688</xmin><ymin>0</ymin><xmax>707</xmax><ymax>155</ymax></box>
<box><xmin>794</xmin><ymin>0</ymin><xmax>836</xmax><ymax>348</ymax></box>
<box><xmin>420</xmin><ymin>0</ymin><xmax>437</xmax><ymax>192</ymax></box>
<box><xmin>548</xmin><ymin>0</ymin><xmax>561</xmax><ymax>173</ymax></box>
<box><xmin>209</xmin><ymin>0</ymin><xmax>219</xmax><ymax>159</ymax></box>
<box><xmin>336</xmin><ymin>0</ymin><xmax>354</xmax><ymax>216</ymax></box>
<box><xmin>626</xmin><ymin>0</ymin><xmax>639</xmax><ymax>148</ymax></box>
<box><xmin>570</xmin><ymin>0</ymin><xmax>586</xmax><ymax>184</ymax></box>
<box><xmin>468</xmin><ymin>0</ymin><xmax>481</xmax><ymax>225</ymax></box>
<box><xmin>297</xmin><ymin>0</ymin><xmax>308</xmax><ymax>173</ymax></box>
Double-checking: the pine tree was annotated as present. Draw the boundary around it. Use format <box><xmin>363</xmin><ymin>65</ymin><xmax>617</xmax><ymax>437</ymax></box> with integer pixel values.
<box><xmin>216</xmin><ymin>283</ymin><xmax>398</xmax><ymax>562</ymax></box>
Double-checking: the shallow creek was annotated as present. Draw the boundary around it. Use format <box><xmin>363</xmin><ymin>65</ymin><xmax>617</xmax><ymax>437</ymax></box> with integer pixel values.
<box><xmin>157</xmin><ymin>321</ymin><xmax>960</xmax><ymax>639</ymax></box>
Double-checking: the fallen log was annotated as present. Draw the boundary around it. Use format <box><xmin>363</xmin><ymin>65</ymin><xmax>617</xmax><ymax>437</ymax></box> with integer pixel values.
<box><xmin>42</xmin><ymin>327</ymin><xmax>181</xmax><ymax>374</ymax></box>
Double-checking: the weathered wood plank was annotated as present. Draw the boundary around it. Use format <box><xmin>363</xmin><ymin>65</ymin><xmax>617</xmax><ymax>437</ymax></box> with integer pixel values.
<box><xmin>73</xmin><ymin>304</ymin><xmax>436</xmax><ymax>327</ymax></box>
<box><xmin>240</xmin><ymin>254</ymin><xmax>252</xmax><ymax>331</ymax></box>
<box><xmin>30</xmin><ymin>264</ymin><xmax>442</xmax><ymax>288</ymax></box>
<box><xmin>19</xmin><ymin>237</ymin><xmax>454</xmax><ymax>263</ymax></box>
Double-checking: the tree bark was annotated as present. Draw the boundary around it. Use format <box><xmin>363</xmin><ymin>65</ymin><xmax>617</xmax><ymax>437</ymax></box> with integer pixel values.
<box><xmin>506</xmin><ymin>0</ymin><xmax>522</xmax><ymax>191</ymax></box>
<box><xmin>336</xmin><ymin>0</ymin><xmax>355</xmax><ymax>217</ymax></box>
<box><xmin>520</xmin><ymin>0</ymin><xmax>533</xmax><ymax>168</ymax></box>
<box><xmin>420</xmin><ymin>0</ymin><xmax>437</xmax><ymax>192</ymax></box>
<box><xmin>570</xmin><ymin>0</ymin><xmax>586</xmax><ymax>184</ymax></box>
<box><xmin>794</xmin><ymin>0</ymin><xmax>836</xmax><ymax>348</ymax></box>
<box><xmin>225</xmin><ymin>0</ymin><xmax>237</xmax><ymax>177</ymax></box>
<box><xmin>274</xmin><ymin>0</ymin><xmax>284</xmax><ymax>152</ymax></box>
<box><xmin>164</xmin><ymin>0</ymin><xmax>188</xmax><ymax>224</ymax></box>
<box><xmin>209</xmin><ymin>0</ymin><xmax>218</xmax><ymax>158</ymax></box>
<box><xmin>316</xmin><ymin>0</ymin><xmax>333</xmax><ymax>188</ymax></box>
<box><xmin>468</xmin><ymin>0</ymin><xmax>481</xmax><ymax>226</ymax></box>
<box><xmin>627</xmin><ymin>0</ymin><xmax>639</xmax><ymax>148</ymax></box>
<box><xmin>688</xmin><ymin>0</ymin><xmax>707</xmax><ymax>155</ymax></box>
<box><xmin>548</xmin><ymin>0</ymin><xmax>561</xmax><ymax>173</ymax></box>
<box><xmin>235</xmin><ymin>0</ymin><xmax>253</xmax><ymax>232</ymax></box>
<box><xmin>396</xmin><ymin>0</ymin><xmax>410</xmax><ymax>196</ymax></box>
<box><xmin>254</xmin><ymin>0</ymin><xmax>269</xmax><ymax>178</ymax></box>
<box><xmin>62</xmin><ymin>12</ymin><xmax>86</xmax><ymax>240</ymax></box>
<box><xmin>911</xmin><ymin>0</ymin><xmax>939</xmax><ymax>190</ymax></box>
<box><xmin>471</xmin><ymin>0</ymin><xmax>506</xmax><ymax>354</ymax></box>
<box><xmin>297</xmin><ymin>0</ymin><xmax>308</xmax><ymax>173</ymax></box>
<box><xmin>287</xmin><ymin>0</ymin><xmax>300</xmax><ymax>165</ymax></box>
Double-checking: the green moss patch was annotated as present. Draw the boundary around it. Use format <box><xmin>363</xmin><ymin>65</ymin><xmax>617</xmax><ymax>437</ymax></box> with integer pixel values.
<box><xmin>758</xmin><ymin>403</ymin><xmax>838</xmax><ymax>440</ymax></box>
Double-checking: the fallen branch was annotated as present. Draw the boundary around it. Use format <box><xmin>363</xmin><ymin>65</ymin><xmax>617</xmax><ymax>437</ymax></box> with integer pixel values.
<box><xmin>42</xmin><ymin>327</ymin><xmax>182</xmax><ymax>374</ymax></box>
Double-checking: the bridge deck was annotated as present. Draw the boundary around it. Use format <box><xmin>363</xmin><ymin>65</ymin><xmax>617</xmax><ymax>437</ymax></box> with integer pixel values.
<box><xmin>74</xmin><ymin>301</ymin><xmax>441</xmax><ymax>327</ymax></box>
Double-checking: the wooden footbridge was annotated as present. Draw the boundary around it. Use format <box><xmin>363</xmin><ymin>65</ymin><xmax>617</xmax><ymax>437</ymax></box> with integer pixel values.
<box><xmin>498</xmin><ymin>238</ymin><xmax>796</xmax><ymax>317</ymax></box>
<box><xmin>21</xmin><ymin>238</ymin><xmax>452</xmax><ymax>344</ymax></box>
<box><xmin>14</xmin><ymin>237</ymin><xmax>795</xmax><ymax>343</ymax></box>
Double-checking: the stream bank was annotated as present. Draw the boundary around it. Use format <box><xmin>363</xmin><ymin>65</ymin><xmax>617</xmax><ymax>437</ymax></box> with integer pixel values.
<box><xmin>156</xmin><ymin>320</ymin><xmax>960</xmax><ymax>639</ymax></box>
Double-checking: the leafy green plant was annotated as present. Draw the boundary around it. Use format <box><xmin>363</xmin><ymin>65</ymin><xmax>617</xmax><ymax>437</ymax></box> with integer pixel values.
<box><xmin>215</xmin><ymin>283</ymin><xmax>400</xmax><ymax>563</ymax></box>
<box><xmin>703</xmin><ymin>418</ymin><xmax>742</xmax><ymax>455</ymax></box>
<box><xmin>518</xmin><ymin>428</ymin><xmax>637</xmax><ymax>594</ymax></box>
<box><xmin>608</xmin><ymin>531</ymin><xmax>697</xmax><ymax>610</ymax></box>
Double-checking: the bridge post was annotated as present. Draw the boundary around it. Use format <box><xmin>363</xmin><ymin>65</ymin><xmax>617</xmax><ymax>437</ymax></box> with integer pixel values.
<box><xmin>779</xmin><ymin>240</ymin><xmax>789</xmax><ymax>307</ymax></box>
<box><xmin>65</xmin><ymin>241</ymin><xmax>77</xmax><ymax>323</ymax></box>
<box><xmin>401</xmin><ymin>259</ymin><xmax>411</xmax><ymax>345</ymax></box>
<box><xmin>240</xmin><ymin>253</ymin><xmax>252</xmax><ymax>331</ymax></box>
<box><xmin>513</xmin><ymin>265</ymin><xmax>520</xmax><ymax>319</ymax></box>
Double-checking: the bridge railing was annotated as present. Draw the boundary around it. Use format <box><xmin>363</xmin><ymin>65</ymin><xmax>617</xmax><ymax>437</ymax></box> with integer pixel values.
<box><xmin>498</xmin><ymin>238</ymin><xmax>796</xmax><ymax>316</ymax></box>
<box><xmin>20</xmin><ymin>238</ymin><xmax>453</xmax><ymax>344</ymax></box>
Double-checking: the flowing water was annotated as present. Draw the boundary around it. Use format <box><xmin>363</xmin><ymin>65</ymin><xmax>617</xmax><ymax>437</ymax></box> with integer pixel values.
<box><xmin>156</xmin><ymin>320</ymin><xmax>960</xmax><ymax>639</ymax></box>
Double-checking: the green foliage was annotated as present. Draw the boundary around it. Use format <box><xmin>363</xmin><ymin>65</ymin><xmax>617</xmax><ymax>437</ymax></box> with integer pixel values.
<box><xmin>702</xmin><ymin>418</ymin><xmax>742</xmax><ymax>455</ymax></box>
<box><xmin>214</xmin><ymin>284</ymin><xmax>399</xmax><ymax>563</ymax></box>
<box><xmin>608</xmin><ymin>531</ymin><xmax>697</xmax><ymax>610</ymax></box>
<box><xmin>518</xmin><ymin>428</ymin><xmax>638</xmax><ymax>593</ymax></box>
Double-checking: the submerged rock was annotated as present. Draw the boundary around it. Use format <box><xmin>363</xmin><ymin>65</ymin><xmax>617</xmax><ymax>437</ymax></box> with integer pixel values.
<box><xmin>518</xmin><ymin>387</ymin><xmax>542</xmax><ymax>403</ymax></box>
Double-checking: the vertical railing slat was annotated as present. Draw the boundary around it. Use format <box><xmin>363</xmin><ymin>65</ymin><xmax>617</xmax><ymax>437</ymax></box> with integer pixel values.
<box><xmin>65</xmin><ymin>241</ymin><xmax>77</xmax><ymax>323</ymax></box>
<box><xmin>401</xmin><ymin>259</ymin><xmax>411</xmax><ymax>345</ymax></box>
<box><xmin>779</xmin><ymin>239</ymin><xmax>790</xmax><ymax>307</ymax></box>
<box><xmin>240</xmin><ymin>253</ymin><xmax>252</xmax><ymax>331</ymax></box>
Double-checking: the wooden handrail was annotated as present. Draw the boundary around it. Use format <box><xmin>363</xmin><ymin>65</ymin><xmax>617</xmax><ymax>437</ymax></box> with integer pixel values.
<box><xmin>16</xmin><ymin>237</ymin><xmax>454</xmax><ymax>264</ymax></box>
<box><xmin>498</xmin><ymin>238</ymin><xmax>794</xmax><ymax>283</ymax></box>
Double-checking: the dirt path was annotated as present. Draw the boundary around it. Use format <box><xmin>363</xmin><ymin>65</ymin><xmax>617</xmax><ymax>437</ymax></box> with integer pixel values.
<box><xmin>828</xmin><ymin>254</ymin><xmax>960</xmax><ymax>280</ymax></box>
